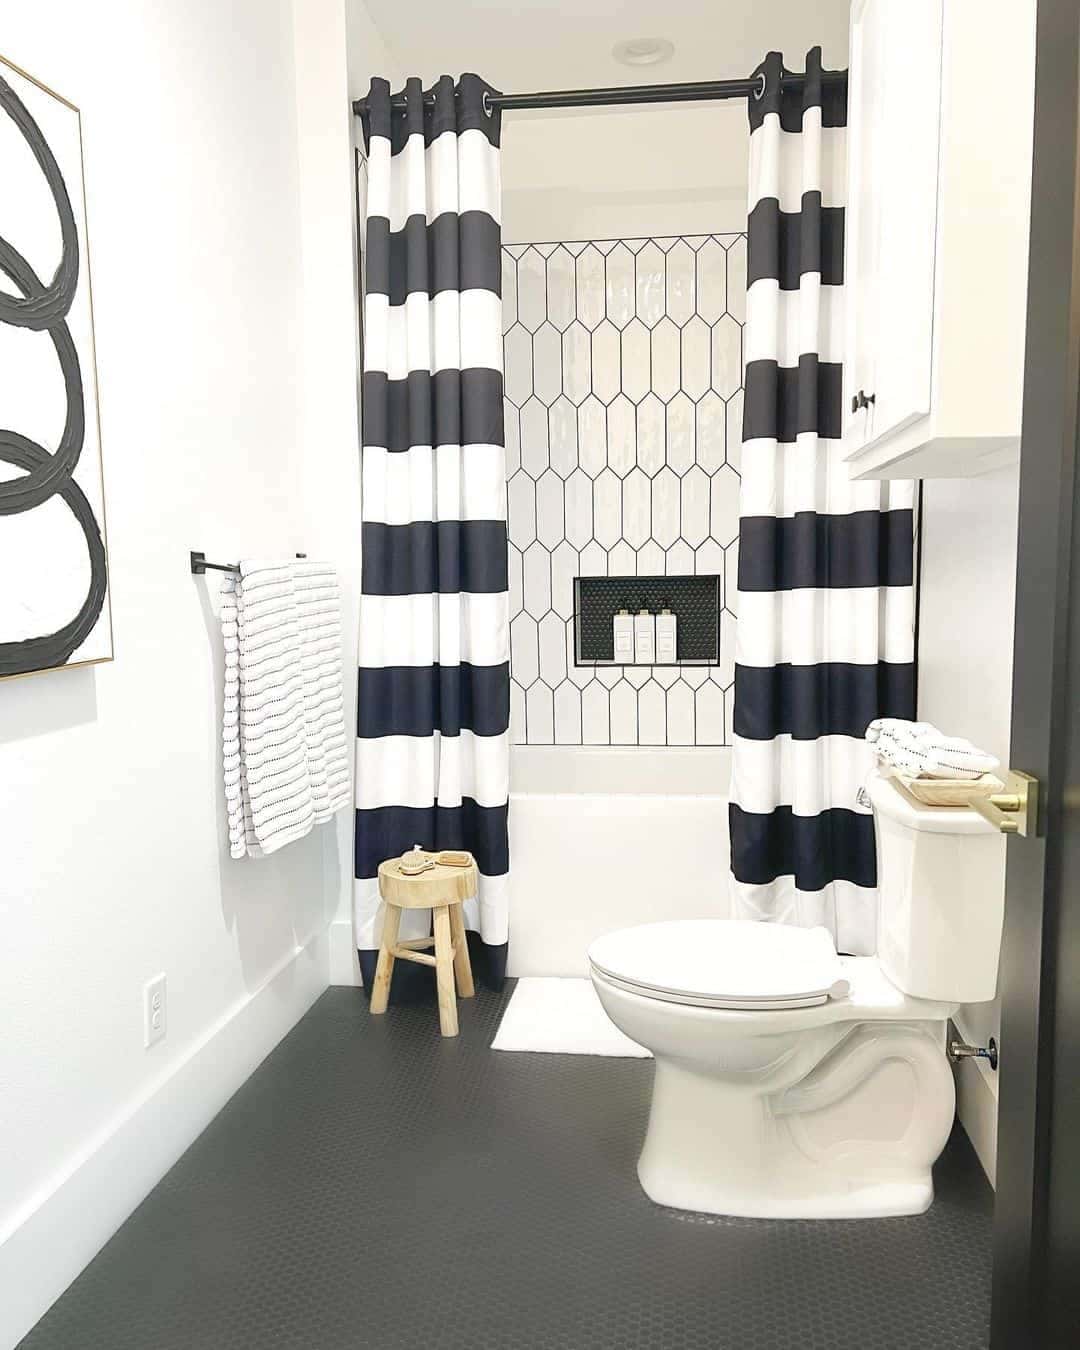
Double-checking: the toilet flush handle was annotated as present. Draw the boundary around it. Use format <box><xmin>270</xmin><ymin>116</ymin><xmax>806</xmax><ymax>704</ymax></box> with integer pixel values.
<box><xmin>969</xmin><ymin>770</ymin><xmax>1040</xmax><ymax>837</ymax></box>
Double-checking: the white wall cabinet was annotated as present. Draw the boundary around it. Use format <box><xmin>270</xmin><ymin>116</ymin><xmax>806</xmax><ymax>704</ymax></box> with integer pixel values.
<box><xmin>842</xmin><ymin>0</ymin><xmax>1036</xmax><ymax>480</ymax></box>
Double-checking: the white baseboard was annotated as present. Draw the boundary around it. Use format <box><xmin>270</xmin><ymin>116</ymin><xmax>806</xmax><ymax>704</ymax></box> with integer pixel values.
<box><xmin>954</xmin><ymin>1055</ymin><xmax>998</xmax><ymax>1188</ymax></box>
<box><xmin>0</xmin><ymin>930</ymin><xmax>330</xmax><ymax>1350</ymax></box>
<box><xmin>329</xmin><ymin>916</ymin><xmax>362</xmax><ymax>985</ymax></box>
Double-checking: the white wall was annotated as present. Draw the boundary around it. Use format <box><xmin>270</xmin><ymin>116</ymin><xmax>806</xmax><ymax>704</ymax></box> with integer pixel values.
<box><xmin>503</xmin><ymin>103</ymin><xmax>750</xmax><ymax>242</ymax></box>
<box><xmin>322</xmin><ymin>0</ymin><xmax>407</xmax><ymax>977</ymax></box>
<box><xmin>917</xmin><ymin>465</ymin><xmax>1022</xmax><ymax>1184</ymax></box>
<box><xmin>0</xmin><ymin>3</ymin><xmax>351</xmax><ymax>1342</ymax></box>
<box><xmin>294</xmin><ymin>0</ymin><xmax>388</xmax><ymax>985</ymax></box>
<box><xmin>347</xmin><ymin>0</ymin><xmax>402</xmax><ymax>104</ymax></box>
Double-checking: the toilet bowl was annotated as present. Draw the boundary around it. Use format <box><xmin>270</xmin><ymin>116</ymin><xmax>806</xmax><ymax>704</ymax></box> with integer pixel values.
<box><xmin>588</xmin><ymin>770</ymin><xmax>1006</xmax><ymax>1220</ymax></box>
<box><xmin>590</xmin><ymin>921</ymin><xmax>957</xmax><ymax>1219</ymax></box>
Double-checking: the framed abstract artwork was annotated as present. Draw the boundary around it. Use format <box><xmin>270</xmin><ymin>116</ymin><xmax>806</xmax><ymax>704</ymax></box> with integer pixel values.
<box><xmin>0</xmin><ymin>53</ymin><xmax>111</xmax><ymax>680</ymax></box>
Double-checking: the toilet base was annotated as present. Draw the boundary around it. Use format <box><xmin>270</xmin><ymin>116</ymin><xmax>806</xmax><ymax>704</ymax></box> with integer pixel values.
<box><xmin>637</xmin><ymin>1153</ymin><xmax>934</xmax><ymax>1221</ymax></box>
<box><xmin>635</xmin><ymin>1024</ymin><xmax>956</xmax><ymax>1220</ymax></box>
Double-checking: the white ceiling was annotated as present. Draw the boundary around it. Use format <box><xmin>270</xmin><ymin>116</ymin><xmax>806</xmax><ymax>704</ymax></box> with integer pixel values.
<box><xmin>349</xmin><ymin>1</ymin><xmax>852</xmax><ymax>245</ymax></box>
<box><xmin>354</xmin><ymin>0</ymin><xmax>850</xmax><ymax>96</ymax></box>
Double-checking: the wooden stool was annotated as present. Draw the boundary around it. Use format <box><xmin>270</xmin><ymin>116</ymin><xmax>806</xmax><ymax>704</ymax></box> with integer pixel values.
<box><xmin>371</xmin><ymin>853</ymin><xmax>477</xmax><ymax>1036</ymax></box>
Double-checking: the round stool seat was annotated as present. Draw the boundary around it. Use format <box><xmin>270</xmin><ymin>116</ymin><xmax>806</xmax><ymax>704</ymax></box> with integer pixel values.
<box><xmin>377</xmin><ymin>854</ymin><xmax>479</xmax><ymax>907</ymax></box>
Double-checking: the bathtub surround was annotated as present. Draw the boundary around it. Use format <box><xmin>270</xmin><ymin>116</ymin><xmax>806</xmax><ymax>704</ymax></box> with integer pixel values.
<box><xmin>354</xmin><ymin>75</ymin><xmax>510</xmax><ymax>992</ymax></box>
<box><xmin>729</xmin><ymin>49</ymin><xmax>915</xmax><ymax>956</ymax></box>
<box><xmin>504</xmin><ymin>233</ymin><xmax>744</xmax><ymax>746</ymax></box>
<box><xmin>507</xmin><ymin>745</ymin><xmax>731</xmax><ymax>977</ymax></box>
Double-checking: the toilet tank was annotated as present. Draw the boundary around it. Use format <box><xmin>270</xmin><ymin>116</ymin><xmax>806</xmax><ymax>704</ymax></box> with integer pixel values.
<box><xmin>866</xmin><ymin>769</ymin><xmax>1006</xmax><ymax>1004</ymax></box>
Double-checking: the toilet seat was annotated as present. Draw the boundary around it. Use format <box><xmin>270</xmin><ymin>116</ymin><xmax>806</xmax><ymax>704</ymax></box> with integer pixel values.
<box><xmin>587</xmin><ymin>920</ymin><xmax>851</xmax><ymax>1011</ymax></box>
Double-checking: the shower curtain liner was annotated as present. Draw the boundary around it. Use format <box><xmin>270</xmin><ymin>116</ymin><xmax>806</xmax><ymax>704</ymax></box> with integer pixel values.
<box><xmin>729</xmin><ymin>49</ymin><xmax>916</xmax><ymax>956</ymax></box>
<box><xmin>354</xmin><ymin>74</ymin><xmax>510</xmax><ymax>994</ymax></box>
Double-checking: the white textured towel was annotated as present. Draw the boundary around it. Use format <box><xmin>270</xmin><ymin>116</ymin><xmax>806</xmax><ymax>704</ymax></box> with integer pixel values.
<box><xmin>866</xmin><ymin>718</ymin><xmax>1000</xmax><ymax>781</ymax></box>
<box><xmin>221</xmin><ymin>559</ymin><xmax>350</xmax><ymax>859</ymax></box>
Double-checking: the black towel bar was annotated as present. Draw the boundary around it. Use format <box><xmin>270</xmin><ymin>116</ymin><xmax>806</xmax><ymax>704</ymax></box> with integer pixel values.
<box><xmin>190</xmin><ymin>550</ymin><xmax>306</xmax><ymax>576</ymax></box>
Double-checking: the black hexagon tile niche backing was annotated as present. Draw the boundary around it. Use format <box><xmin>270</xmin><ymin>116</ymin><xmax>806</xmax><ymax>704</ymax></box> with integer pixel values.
<box><xmin>17</xmin><ymin>987</ymin><xmax>993</xmax><ymax>1350</ymax></box>
<box><xmin>504</xmin><ymin>235</ymin><xmax>744</xmax><ymax>747</ymax></box>
<box><xmin>575</xmin><ymin>575</ymin><xmax>721</xmax><ymax>664</ymax></box>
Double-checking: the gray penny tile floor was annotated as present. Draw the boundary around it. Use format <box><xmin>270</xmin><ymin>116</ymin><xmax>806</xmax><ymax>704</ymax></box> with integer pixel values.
<box><xmin>18</xmin><ymin>983</ymin><xmax>993</xmax><ymax>1350</ymax></box>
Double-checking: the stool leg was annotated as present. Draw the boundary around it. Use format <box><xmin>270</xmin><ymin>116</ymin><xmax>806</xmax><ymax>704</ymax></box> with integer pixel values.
<box><xmin>448</xmin><ymin>901</ymin><xmax>475</xmax><ymax>999</ymax></box>
<box><xmin>369</xmin><ymin>903</ymin><xmax>401</xmax><ymax>1015</ymax></box>
<box><xmin>433</xmin><ymin>904</ymin><xmax>459</xmax><ymax>1037</ymax></box>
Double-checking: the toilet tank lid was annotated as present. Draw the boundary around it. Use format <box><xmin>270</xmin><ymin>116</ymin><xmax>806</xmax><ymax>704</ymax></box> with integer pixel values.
<box><xmin>588</xmin><ymin>920</ymin><xmax>849</xmax><ymax>1006</ymax></box>
<box><xmin>866</xmin><ymin>769</ymin><xmax>999</xmax><ymax>835</ymax></box>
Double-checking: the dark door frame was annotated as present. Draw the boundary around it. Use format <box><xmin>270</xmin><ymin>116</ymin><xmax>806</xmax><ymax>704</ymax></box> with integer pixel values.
<box><xmin>991</xmin><ymin>2</ymin><xmax>1080</xmax><ymax>1347</ymax></box>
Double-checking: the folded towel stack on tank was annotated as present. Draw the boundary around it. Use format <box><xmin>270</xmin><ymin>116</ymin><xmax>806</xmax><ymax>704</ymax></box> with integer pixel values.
<box><xmin>865</xmin><ymin>718</ymin><xmax>1000</xmax><ymax>781</ymax></box>
<box><xmin>221</xmin><ymin>558</ymin><xmax>350</xmax><ymax>859</ymax></box>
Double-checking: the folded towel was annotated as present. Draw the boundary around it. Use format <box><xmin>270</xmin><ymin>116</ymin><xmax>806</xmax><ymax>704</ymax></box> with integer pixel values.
<box><xmin>865</xmin><ymin>718</ymin><xmax>1000</xmax><ymax>781</ymax></box>
<box><xmin>221</xmin><ymin>558</ymin><xmax>350</xmax><ymax>859</ymax></box>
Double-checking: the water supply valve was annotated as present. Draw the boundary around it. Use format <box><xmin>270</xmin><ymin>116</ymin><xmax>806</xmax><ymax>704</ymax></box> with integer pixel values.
<box><xmin>947</xmin><ymin>1037</ymin><xmax>998</xmax><ymax>1071</ymax></box>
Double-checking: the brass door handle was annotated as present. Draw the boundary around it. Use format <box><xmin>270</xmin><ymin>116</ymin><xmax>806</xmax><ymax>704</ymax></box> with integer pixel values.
<box><xmin>970</xmin><ymin>770</ymin><xmax>1039</xmax><ymax>837</ymax></box>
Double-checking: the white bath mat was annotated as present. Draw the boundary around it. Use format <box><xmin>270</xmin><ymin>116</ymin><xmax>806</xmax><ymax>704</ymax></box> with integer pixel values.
<box><xmin>491</xmin><ymin>977</ymin><xmax>651</xmax><ymax>1057</ymax></box>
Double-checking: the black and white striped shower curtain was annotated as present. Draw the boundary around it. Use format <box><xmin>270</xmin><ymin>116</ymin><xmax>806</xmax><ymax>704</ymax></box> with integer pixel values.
<box><xmin>354</xmin><ymin>74</ymin><xmax>510</xmax><ymax>992</ymax></box>
<box><xmin>729</xmin><ymin>49</ymin><xmax>916</xmax><ymax>956</ymax></box>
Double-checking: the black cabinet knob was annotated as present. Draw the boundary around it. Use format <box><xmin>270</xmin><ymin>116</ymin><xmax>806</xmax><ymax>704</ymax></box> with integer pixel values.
<box><xmin>851</xmin><ymin>389</ymin><xmax>877</xmax><ymax>414</ymax></box>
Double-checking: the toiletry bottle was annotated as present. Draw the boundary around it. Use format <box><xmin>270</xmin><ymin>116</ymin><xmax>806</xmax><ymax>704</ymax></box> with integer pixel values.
<box><xmin>613</xmin><ymin>608</ymin><xmax>634</xmax><ymax>663</ymax></box>
<box><xmin>656</xmin><ymin>607</ymin><xmax>677</xmax><ymax>663</ymax></box>
<box><xmin>634</xmin><ymin>607</ymin><xmax>656</xmax><ymax>664</ymax></box>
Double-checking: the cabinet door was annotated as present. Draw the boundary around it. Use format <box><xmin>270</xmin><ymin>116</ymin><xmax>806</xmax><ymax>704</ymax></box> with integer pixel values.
<box><xmin>845</xmin><ymin>0</ymin><xmax>944</xmax><ymax>455</ymax></box>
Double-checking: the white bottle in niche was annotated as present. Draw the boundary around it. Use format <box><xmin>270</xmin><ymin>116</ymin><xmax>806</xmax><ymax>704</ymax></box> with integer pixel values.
<box><xmin>634</xmin><ymin>608</ymin><xmax>656</xmax><ymax>664</ymax></box>
<box><xmin>656</xmin><ymin>608</ymin><xmax>677</xmax><ymax>663</ymax></box>
<box><xmin>613</xmin><ymin>609</ymin><xmax>634</xmax><ymax>663</ymax></box>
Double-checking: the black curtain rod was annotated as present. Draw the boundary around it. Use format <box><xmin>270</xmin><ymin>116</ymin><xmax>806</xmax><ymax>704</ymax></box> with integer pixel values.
<box><xmin>351</xmin><ymin>71</ymin><xmax>836</xmax><ymax>119</ymax></box>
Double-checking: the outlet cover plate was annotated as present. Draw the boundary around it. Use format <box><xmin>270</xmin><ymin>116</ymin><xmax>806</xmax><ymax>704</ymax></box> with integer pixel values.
<box><xmin>144</xmin><ymin>973</ymin><xmax>167</xmax><ymax>1048</ymax></box>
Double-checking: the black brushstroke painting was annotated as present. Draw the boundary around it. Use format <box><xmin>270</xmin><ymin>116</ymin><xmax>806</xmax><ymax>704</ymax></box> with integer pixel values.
<box><xmin>0</xmin><ymin>69</ymin><xmax>107</xmax><ymax>677</ymax></box>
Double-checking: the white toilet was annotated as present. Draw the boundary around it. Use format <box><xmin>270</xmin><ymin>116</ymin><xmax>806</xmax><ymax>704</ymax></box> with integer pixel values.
<box><xmin>588</xmin><ymin>769</ymin><xmax>1006</xmax><ymax>1220</ymax></box>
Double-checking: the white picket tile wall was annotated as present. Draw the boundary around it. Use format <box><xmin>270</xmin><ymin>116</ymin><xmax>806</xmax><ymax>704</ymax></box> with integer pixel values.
<box><xmin>504</xmin><ymin>234</ymin><xmax>746</xmax><ymax>746</ymax></box>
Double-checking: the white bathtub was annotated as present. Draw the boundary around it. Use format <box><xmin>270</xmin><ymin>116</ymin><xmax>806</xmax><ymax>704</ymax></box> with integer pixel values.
<box><xmin>507</xmin><ymin>746</ymin><xmax>733</xmax><ymax>977</ymax></box>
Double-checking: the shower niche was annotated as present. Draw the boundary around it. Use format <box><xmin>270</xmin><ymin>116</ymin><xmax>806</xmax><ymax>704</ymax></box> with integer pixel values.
<box><xmin>574</xmin><ymin>575</ymin><xmax>720</xmax><ymax>666</ymax></box>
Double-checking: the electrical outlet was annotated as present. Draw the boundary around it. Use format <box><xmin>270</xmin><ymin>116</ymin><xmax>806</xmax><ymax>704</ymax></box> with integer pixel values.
<box><xmin>144</xmin><ymin>973</ymin><xmax>167</xmax><ymax>1048</ymax></box>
